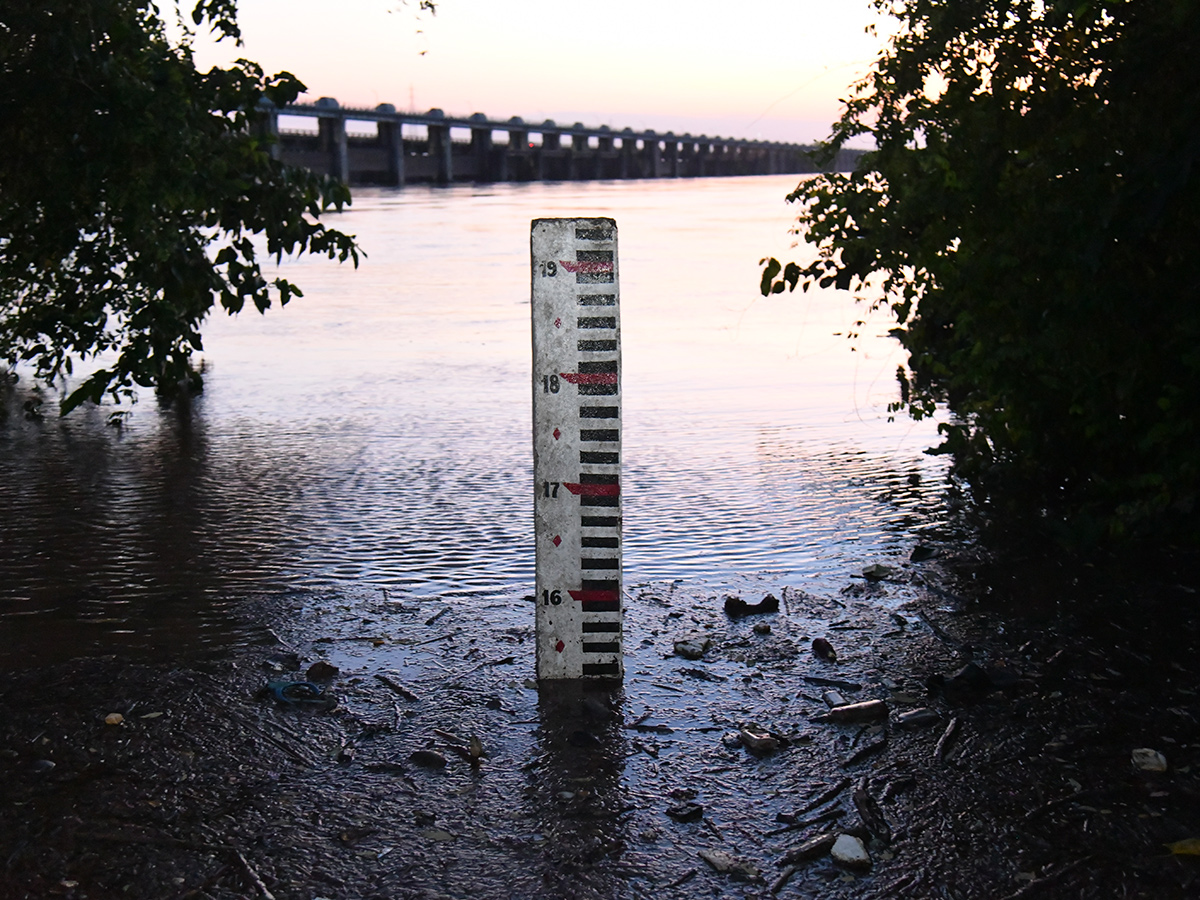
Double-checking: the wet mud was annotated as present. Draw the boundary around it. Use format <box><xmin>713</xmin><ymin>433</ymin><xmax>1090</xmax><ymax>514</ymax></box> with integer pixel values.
<box><xmin>2</xmin><ymin>553</ymin><xmax>1199</xmax><ymax>899</ymax></box>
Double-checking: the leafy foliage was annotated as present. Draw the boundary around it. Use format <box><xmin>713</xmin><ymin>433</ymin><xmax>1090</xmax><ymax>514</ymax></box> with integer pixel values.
<box><xmin>763</xmin><ymin>0</ymin><xmax>1200</xmax><ymax>541</ymax></box>
<box><xmin>0</xmin><ymin>0</ymin><xmax>359</xmax><ymax>413</ymax></box>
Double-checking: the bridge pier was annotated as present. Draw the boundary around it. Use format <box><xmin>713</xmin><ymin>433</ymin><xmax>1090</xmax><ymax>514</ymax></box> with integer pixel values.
<box><xmin>271</xmin><ymin>99</ymin><xmax>851</xmax><ymax>187</ymax></box>
<box><xmin>315</xmin><ymin>98</ymin><xmax>349</xmax><ymax>183</ymax></box>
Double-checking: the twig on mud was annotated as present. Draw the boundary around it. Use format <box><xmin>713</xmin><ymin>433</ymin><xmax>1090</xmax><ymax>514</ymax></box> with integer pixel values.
<box><xmin>844</xmin><ymin>733</ymin><xmax>888</xmax><ymax>766</ymax></box>
<box><xmin>803</xmin><ymin>675</ymin><xmax>863</xmax><ymax>692</ymax></box>
<box><xmin>375</xmin><ymin>673</ymin><xmax>420</xmax><ymax>701</ymax></box>
<box><xmin>417</xmin><ymin>628</ymin><xmax>462</xmax><ymax>645</ymax></box>
<box><xmin>917</xmin><ymin>609</ymin><xmax>964</xmax><ymax>649</ymax></box>
<box><xmin>669</xmin><ymin>868</ymin><xmax>698</xmax><ymax>888</ymax></box>
<box><xmin>424</xmin><ymin>606</ymin><xmax>451</xmax><ymax>626</ymax></box>
<box><xmin>771</xmin><ymin>864</ymin><xmax>798</xmax><ymax>894</ymax></box>
<box><xmin>935</xmin><ymin>716</ymin><xmax>961</xmax><ymax>763</ymax></box>
<box><xmin>75</xmin><ymin>830</ymin><xmax>224</xmax><ymax>851</ymax></box>
<box><xmin>996</xmin><ymin>856</ymin><xmax>1090</xmax><ymax>900</ymax></box>
<box><xmin>1024</xmin><ymin>788</ymin><xmax>1098</xmax><ymax>821</ymax></box>
<box><xmin>234</xmin><ymin>848</ymin><xmax>277</xmax><ymax>900</ymax></box>
<box><xmin>798</xmin><ymin>777</ymin><xmax>852</xmax><ymax>817</ymax></box>
<box><xmin>764</xmin><ymin>805</ymin><xmax>845</xmax><ymax>837</ymax></box>
<box><xmin>226</xmin><ymin>713</ymin><xmax>317</xmax><ymax>767</ymax></box>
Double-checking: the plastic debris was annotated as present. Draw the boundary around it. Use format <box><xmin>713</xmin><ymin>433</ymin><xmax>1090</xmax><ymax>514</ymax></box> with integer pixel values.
<box><xmin>266</xmin><ymin>681</ymin><xmax>336</xmax><ymax>709</ymax></box>
<box><xmin>1166</xmin><ymin>838</ymin><xmax>1200</xmax><ymax>856</ymax></box>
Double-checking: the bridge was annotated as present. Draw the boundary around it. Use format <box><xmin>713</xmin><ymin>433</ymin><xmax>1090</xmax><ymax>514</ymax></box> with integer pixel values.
<box><xmin>258</xmin><ymin>98</ymin><xmax>858</xmax><ymax>186</ymax></box>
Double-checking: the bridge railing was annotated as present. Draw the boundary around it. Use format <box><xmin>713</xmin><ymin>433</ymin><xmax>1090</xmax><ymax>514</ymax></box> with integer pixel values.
<box><xmin>256</xmin><ymin>97</ymin><xmax>859</xmax><ymax>186</ymax></box>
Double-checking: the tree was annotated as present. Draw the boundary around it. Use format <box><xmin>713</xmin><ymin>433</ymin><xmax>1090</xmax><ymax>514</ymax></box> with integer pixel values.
<box><xmin>0</xmin><ymin>0</ymin><xmax>359</xmax><ymax>414</ymax></box>
<box><xmin>763</xmin><ymin>0</ymin><xmax>1200</xmax><ymax>542</ymax></box>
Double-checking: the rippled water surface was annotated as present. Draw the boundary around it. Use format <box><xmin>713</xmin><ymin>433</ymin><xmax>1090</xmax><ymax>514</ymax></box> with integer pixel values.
<box><xmin>0</xmin><ymin>176</ymin><xmax>948</xmax><ymax>663</ymax></box>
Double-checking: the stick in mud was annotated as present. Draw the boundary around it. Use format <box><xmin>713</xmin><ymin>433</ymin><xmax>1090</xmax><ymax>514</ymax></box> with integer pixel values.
<box><xmin>935</xmin><ymin>716</ymin><xmax>961</xmax><ymax>762</ymax></box>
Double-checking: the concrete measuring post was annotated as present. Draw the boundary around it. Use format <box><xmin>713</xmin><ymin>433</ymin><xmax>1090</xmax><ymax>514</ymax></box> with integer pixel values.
<box><xmin>531</xmin><ymin>218</ymin><xmax>623</xmax><ymax>681</ymax></box>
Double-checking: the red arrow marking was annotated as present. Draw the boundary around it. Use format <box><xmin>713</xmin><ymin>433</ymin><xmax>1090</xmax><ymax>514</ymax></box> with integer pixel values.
<box><xmin>559</xmin><ymin>372</ymin><xmax>618</xmax><ymax>385</ymax></box>
<box><xmin>562</xmin><ymin>482</ymin><xmax>620</xmax><ymax>497</ymax></box>
<box><xmin>558</xmin><ymin>260</ymin><xmax>613</xmax><ymax>274</ymax></box>
<box><xmin>568</xmin><ymin>589</ymin><xmax>619</xmax><ymax>604</ymax></box>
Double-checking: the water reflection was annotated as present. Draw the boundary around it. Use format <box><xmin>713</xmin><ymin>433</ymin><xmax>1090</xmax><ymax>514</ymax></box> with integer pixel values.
<box><xmin>528</xmin><ymin>682</ymin><xmax>628</xmax><ymax>897</ymax></box>
<box><xmin>0</xmin><ymin>385</ymin><xmax>300</xmax><ymax>664</ymax></box>
<box><xmin>0</xmin><ymin>176</ymin><xmax>948</xmax><ymax>667</ymax></box>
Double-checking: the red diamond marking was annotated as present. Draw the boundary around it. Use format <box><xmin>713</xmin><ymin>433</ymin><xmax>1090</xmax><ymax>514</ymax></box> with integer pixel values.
<box><xmin>555</xmin><ymin>640</ymin><xmax>565</xmax><ymax>653</ymax></box>
<box><xmin>554</xmin><ymin>317</ymin><xmax>562</xmax><ymax>328</ymax></box>
<box><xmin>552</xmin><ymin>535</ymin><xmax>562</xmax><ymax>547</ymax></box>
<box><xmin>553</xmin><ymin>428</ymin><xmax>561</xmax><ymax>440</ymax></box>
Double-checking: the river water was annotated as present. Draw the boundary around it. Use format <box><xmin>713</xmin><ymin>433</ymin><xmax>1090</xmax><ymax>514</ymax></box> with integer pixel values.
<box><xmin>0</xmin><ymin>175</ymin><xmax>947</xmax><ymax>665</ymax></box>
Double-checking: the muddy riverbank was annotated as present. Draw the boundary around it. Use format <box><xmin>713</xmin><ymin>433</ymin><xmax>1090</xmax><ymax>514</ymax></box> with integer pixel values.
<box><xmin>2</xmin><ymin>550</ymin><xmax>1198</xmax><ymax>899</ymax></box>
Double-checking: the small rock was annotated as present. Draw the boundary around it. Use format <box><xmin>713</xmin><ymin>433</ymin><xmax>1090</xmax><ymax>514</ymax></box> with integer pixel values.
<box><xmin>666</xmin><ymin>801</ymin><xmax>704</xmax><ymax>822</ymax></box>
<box><xmin>409</xmin><ymin>749</ymin><xmax>447</xmax><ymax>768</ymax></box>
<box><xmin>909</xmin><ymin>545</ymin><xmax>938</xmax><ymax>562</ymax></box>
<box><xmin>1132</xmin><ymin>748</ymin><xmax>1169</xmax><ymax>773</ymax></box>
<box><xmin>673</xmin><ymin>636</ymin><xmax>711</xmax><ymax>660</ymax></box>
<box><xmin>420</xmin><ymin>828</ymin><xmax>455</xmax><ymax>842</ymax></box>
<box><xmin>753</xmin><ymin>622</ymin><xmax>772</xmax><ymax>635</ymax></box>
<box><xmin>29</xmin><ymin>759</ymin><xmax>56</xmax><ymax>774</ymax></box>
<box><xmin>721</xmin><ymin>731</ymin><xmax>743</xmax><ymax>750</ymax></box>
<box><xmin>739</xmin><ymin>726</ymin><xmax>780</xmax><ymax>754</ymax></box>
<box><xmin>897</xmin><ymin>708</ymin><xmax>941</xmax><ymax>729</ymax></box>
<box><xmin>830</xmin><ymin>834</ymin><xmax>871</xmax><ymax>870</ymax></box>
<box><xmin>104</xmin><ymin>713</ymin><xmax>124</xmax><ymax>726</ymax></box>
<box><xmin>697</xmin><ymin>849</ymin><xmax>760</xmax><ymax>880</ymax></box>
<box><xmin>862</xmin><ymin>564</ymin><xmax>893</xmax><ymax>581</ymax></box>
<box><xmin>306</xmin><ymin>660</ymin><xmax>339</xmax><ymax>681</ymax></box>
<box><xmin>812</xmin><ymin>638</ymin><xmax>837</xmax><ymax>661</ymax></box>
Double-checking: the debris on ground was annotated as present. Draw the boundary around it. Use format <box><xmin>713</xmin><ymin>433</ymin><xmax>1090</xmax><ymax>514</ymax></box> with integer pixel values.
<box><xmin>812</xmin><ymin>637</ymin><xmax>837</xmax><ymax>661</ymax></box>
<box><xmin>724</xmin><ymin>594</ymin><xmax>779</xmax><ymax>617</ymax></box>
<box><xmin>830</xmin><ymin>833</ymin><xmax>872</xmax><ymax>870</ymax></box>
<box><xmin>673</xmin><ymin>635</ymin><xmax>711</xmax><ymax>660</ymax></box>
<box><xmin>697</xmin><ymin>848</ymin><xmax>761</xmax><ymax>880</ymax></box>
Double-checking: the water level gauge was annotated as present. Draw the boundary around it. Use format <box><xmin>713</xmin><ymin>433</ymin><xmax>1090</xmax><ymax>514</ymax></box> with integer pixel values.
<box><xmin>531</xmin><ymin>217</ymin><xmax>622</xmax><ymax>681</ymax></box>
